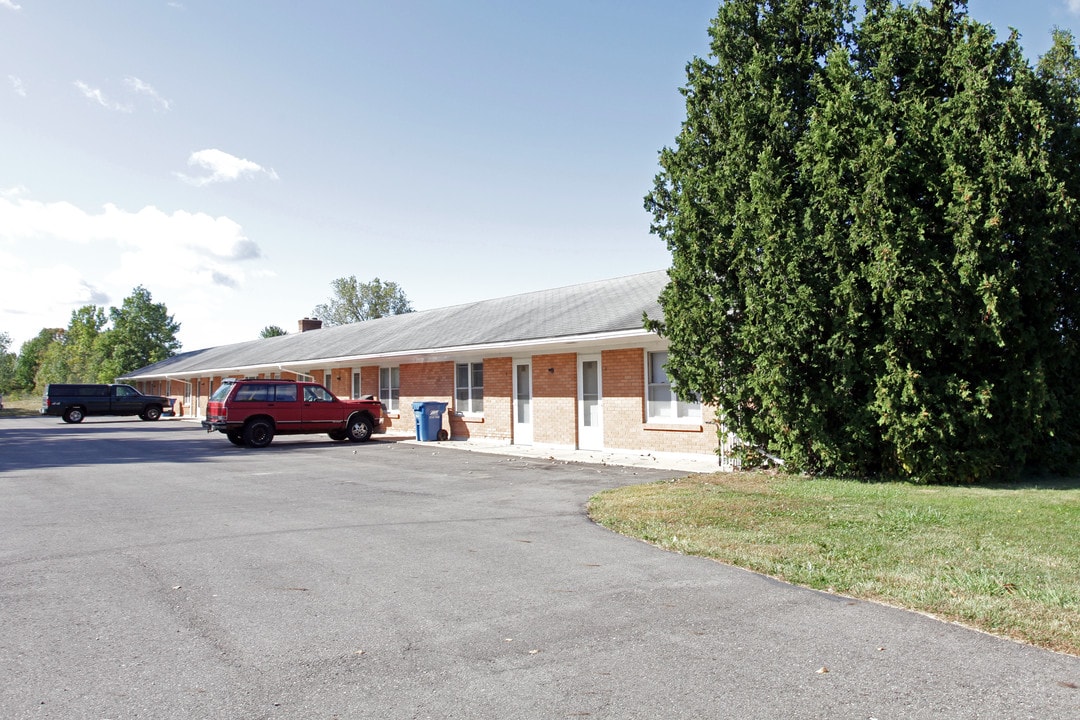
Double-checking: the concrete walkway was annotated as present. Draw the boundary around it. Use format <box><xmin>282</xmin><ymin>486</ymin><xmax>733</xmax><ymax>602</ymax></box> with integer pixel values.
<box><xmin>385</xmin><ymin>432</ymin><xmax>723</xmax><ymax>474</ymax></box>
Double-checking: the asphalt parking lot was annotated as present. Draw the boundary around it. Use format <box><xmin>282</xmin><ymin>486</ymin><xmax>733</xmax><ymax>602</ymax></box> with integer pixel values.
<box><xmin>2</xmin><ymin>416</ymin><xmax>1078</xmax><ymax>719</ymax></box>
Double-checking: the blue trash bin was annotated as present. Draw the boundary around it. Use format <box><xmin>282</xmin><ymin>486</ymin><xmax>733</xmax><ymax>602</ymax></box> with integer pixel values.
<box><xmin>412</xmin><ymin>401</ymin><xmax>449</xmax><ymax>441</ymax></box>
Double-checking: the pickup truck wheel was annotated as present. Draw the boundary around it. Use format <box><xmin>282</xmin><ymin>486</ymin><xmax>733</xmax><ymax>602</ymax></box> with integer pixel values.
<box><xmin>346</xmin><ymin>416</ymin><xmax>373</xmax><ymax>443</ymax></box>
<box><xmin>142</xmin><ymin>405</ymin><xmax>163</xmax><ymax>421</ymax></box>
<box><xmin>62</xmin><ymin>407</ymin><xmax>85</xmax><ymax>424</ymax></box>
<box><xmin>226</xmin><ymin>430</ymin><xmax>245</xmax><ymax>446</ymax></box>
<box><xmin>244</xmin><ymin>419</ymin><xmax>274</xmax><ymax>448</ymax></box>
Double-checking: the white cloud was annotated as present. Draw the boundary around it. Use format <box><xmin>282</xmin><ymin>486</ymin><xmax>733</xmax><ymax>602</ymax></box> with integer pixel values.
<box><xmin>74</xmin><ymin>77</ymin><xmax>171</xmax><ymax>113</ymax></box>
<box><xmin>0</xmin><ymin>192</ymin><xmax>265</xmax><ymax>349</ymax></box>
<box><xmin>1</xmin><ymin>0</ymin><xmax>22</xmax><ymax>10</ymax></box>
<box><xmin>0</xmin><ymin>194</ymin><xmax>265</xmax><ymax>265</ymax></box>
<box><xmin>74</xmin><ymin>80</ymin><xmax>133</xmax><ymax>113</ymax></box>
<box><xmin>1070</xmin><ymin>1</ymin><xmax>1080</xmax><ymax>16</ymax></box>
<box><xmin>125</xmin><ymin>76</ymin><xmax>172</xmax><ymax>112</ymax></box>
<box><xmin>8</xmin><ymin>75</ymin><xmax>25</xmax><ymax>96</ymax></box>
<box><xmin>0</xmin><ymin>248</ymin><xmax>112</xmax><ymax>341</ymax></box>
<box><xmin>177</xmin><ymin>148</ymin><xmax>280</xmax><ymax>186</ymax></box>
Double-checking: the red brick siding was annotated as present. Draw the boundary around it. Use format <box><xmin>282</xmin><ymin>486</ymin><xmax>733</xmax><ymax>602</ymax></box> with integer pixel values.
<box><xmin>531</xmin><ymin>353</ymin><xmax>577</xmax><ymax>446</ymax></box>
<box><xmin>481</xmin><ymin>357</ymin><xmax>512</xmax><ymax>441</ymax></box>
<box><xmin>601</xmin><ymin>348</ymin><xmax>719</xmax><ymax>455</ymax></box>
<box><xmin>399</xmin><ymin>361</ymin><xmax>453</xmax><ymax>439</ymax></box>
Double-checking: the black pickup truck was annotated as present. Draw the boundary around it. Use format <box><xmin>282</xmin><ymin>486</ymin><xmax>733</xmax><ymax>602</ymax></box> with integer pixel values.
<box><xmin>41</xmin><ymin>384</ymin><xmax>174</xmax><ymax>424</ymax></box>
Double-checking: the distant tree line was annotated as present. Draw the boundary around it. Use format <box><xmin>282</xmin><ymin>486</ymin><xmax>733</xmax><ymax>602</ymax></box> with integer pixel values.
<box><xmin>1</xmin><ymin>275</ymin><xmax>415</xmax><ymax>396</ymax></box>
<box><xmin>0</xmin><ymin>286</ymin><xmax>181</xmax><ymax>394</ymax></box>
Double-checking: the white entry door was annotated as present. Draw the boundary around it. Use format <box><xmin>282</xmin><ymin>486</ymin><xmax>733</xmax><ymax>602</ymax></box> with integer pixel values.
<box><xmin>513</xmin><ymin>359</ymin><xmax>533</xmax><ymax>445</ymax></box>
<box><xmin>578</xmin><ymin>355</ymin><xmax>603</xmax><ymax>450</ymax></box>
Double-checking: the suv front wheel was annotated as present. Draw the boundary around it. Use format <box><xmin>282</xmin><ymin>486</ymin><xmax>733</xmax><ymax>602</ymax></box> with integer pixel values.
<box><xmin>243</xmin><ymin>419</ymin><xmax>275</xmax><ymax>448</ymax></box>
<box><xmin>346</xmin><ymin>416</ymin><xmax>373</xmax><ymax>443</ymax></box>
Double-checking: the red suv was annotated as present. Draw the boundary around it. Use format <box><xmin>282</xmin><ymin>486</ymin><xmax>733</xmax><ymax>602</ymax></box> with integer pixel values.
<box><xmin>202</xmin><ymin>379</ymin><xmax>382</xmax><ymax>448</ymax></box>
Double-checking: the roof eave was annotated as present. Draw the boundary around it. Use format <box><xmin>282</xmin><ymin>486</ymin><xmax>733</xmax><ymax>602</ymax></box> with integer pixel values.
<box><xmin>120</xmin><ymin>327</ymin><xmax>662</xmax><ymax>381</ymax></box>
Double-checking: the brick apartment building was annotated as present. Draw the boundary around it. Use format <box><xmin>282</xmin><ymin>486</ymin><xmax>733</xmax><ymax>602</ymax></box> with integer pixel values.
<box><xmin>121</xmin><ymin>271</ymin><xmax>727</xmax><ymax>464</ymax></box>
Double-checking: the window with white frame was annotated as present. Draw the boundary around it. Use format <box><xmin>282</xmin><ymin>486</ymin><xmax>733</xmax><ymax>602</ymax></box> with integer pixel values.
<box><xmin>646</xmin><ymin>351</ymin><xmax>701</xmax><ymax>421</ymax></box>
<box><xmin>352</xmin><ymin>371</ymin><xmax>362</xmax><ymax>399</ymax></box>
<box><xmin>379</xmin><ymin>367</ymin><xmax>400</xmax><ymax>413</ymax></box>
<box><xmin>324</xmin><ymin>372</ymin><xmax>332</xmax><ymax>391</ymax></box>
<box><xmin>455</xmin><ymin>362</ymin><xmax>483</xmax><ymax>414</ymax></box>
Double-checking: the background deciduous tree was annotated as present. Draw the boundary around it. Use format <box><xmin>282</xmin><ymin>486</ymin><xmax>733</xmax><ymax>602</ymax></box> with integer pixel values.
<box><xmin>11</xmin><ymin>289</ymin><xmax>180</xmax><ymax>389</ymax></box>
<box><xmin>312</xmin><ymin>276</ymin><xmax>413</xmax><ymax>326</ymax></box>
<box><xmin>14</xmin><ymin>328</ymin><xmax>64</xmax><ymax>391</ymax></box>
<box><xmin>0</xmin><ymin>332</ymin><xmax>16</xmax><ymax>395</ymax></box>
<box><xmin>95</xmin><ymin>286</ymin><xmax>182</xmax><ymax>382</ymax></box>
<box><xmin>65</xmin><ymin>306</ymin><xmax>108</xmax><ymax>383</ymax></box>
<box><xmin>646</xmin><ymin>0</ymin><xmax>1080</xmax><ymax>481</ymax></box>
<box><xmin>259</xmin><ymin>325</ymin><xmax>288</xmax><ymax>338</ymax></box>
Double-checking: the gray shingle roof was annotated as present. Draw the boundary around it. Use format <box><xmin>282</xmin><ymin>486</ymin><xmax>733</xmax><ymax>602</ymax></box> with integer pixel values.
<box><xmin>125</xmin><ymin>270</ymin><xmax>668</xmax><ymax>378</ymax></box>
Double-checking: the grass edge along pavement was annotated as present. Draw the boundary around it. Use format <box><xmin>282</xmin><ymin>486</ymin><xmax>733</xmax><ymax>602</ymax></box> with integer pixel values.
<box><xmin>587</xmin><ymin>472</ymin><xmax>1080</xmax><ymax>658</ymax></box>
<box><xmin>0</xmin><ymin>396</ymin><xmax>40</xmax><ymax>418</ymax></box>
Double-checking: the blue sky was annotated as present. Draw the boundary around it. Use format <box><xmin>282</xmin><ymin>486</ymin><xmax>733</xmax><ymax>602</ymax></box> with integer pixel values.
<box><xmin>2</xmin><ymin>1</ymin><xmax>1078</xmax><ymax>353</ymax></box>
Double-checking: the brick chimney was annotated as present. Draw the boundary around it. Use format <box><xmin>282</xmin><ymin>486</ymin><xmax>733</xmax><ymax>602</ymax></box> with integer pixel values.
<box><xmin>298</xmin><ymin>317</ymin><xmax>323</xmax><ymax>333</ymax></box>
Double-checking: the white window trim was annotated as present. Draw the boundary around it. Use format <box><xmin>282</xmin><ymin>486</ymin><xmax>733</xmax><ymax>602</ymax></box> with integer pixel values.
<box><xmin>645</xmin><ymin>351</ymin><xmax>702</xmax><ymax>424</ymax></box>
<box><xmin>454</xmin><ymin>360</ymin><xmax>484</xmax><ymax>417</ymax></box>
<box><xmin>352</xmin><ymin>371</ymin><xmax>362</xmax><ymax>400</ymax></box>
<box><xmin>379</xmin><ymin>366</ymin><xmax>400</xmax><ymax>413</ymax></box>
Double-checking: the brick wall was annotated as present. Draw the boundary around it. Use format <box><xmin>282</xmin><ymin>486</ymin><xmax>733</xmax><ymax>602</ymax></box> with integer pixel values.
<box><xmin>531</xmin><ymin>353</ymin><xmax>577</xmax><ymax>446</ymax></box>
<box><xmin>399</xmin><ymin>361</ymin><xmax>453</xmax><ymax>439</ymax></box>
<box><xmin>360</xmin><ymin>366</ymin><xmax>379</xmax><ymax>398</ymax></box>
<box><xmin>481</xmin><ymin>356</ymin><xmax>512</xmax><ymax>441</ymax></box>
<box><xmin>601</xmin><ymin>348</ymin><xmax>719</xmax><ymax>455</ymax></box>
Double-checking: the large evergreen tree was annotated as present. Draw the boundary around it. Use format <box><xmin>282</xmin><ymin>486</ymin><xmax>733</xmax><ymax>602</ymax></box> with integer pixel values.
<box><xmin>647</xmin><ymin>0</ymin><xmax>1080</xmax><ymax>481</ymax></box>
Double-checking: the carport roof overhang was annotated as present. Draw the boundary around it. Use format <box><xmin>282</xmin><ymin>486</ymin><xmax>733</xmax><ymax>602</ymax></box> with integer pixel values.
<box><xmin>125</xmin><ymin>328</ymin><xmax>664</xmax><ymax>382</ymax></box>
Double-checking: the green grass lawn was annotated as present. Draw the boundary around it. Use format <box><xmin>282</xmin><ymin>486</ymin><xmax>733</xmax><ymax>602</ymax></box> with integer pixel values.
<box><xmin>0</xmin><ymin>396</ymin><xmax>39</xmax><ymax>418</ymax></box>
<box><xmin>588</xmin><ymin>472</ymin><xmax>1080</xmax><ymax>657</ymax></box>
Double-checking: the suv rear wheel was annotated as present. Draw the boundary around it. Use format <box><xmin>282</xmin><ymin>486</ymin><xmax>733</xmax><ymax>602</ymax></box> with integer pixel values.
<box><xmin>62</xmin><ymin>407</ymin><xmax>85</xmax><ymax>424</ymax></box>
<box><xmin>243</xmin><ymin>419</ymin><xmax>275</xmax><ymax>448</ymax></box>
